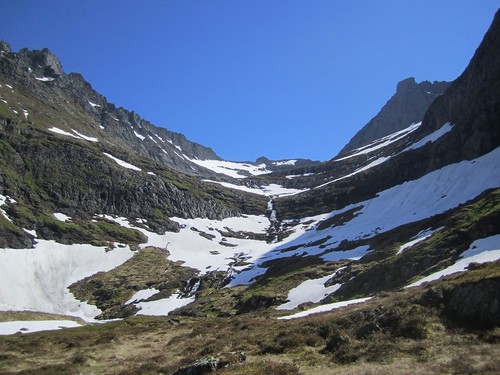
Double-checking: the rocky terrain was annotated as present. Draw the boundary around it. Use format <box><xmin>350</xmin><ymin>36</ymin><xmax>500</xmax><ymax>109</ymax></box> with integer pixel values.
<box><xmin>0</xmin><ymin>9</ymin><xmax>499</xmax><ymax>375</ymax></box>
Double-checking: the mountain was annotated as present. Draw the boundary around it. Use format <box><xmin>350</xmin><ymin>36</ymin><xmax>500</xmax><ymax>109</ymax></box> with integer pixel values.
<box><xmin>0</xmin><ymin>10</ymin><xmax>499</xmax><ymax>375</ymax></box>
<box><xmin>339</xmin><ymin>77</ymin><xmax>450</xmax><ymax>155</ymax></box>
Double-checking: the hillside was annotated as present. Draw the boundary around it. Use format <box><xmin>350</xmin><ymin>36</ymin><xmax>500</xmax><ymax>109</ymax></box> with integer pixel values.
<box><xmin>0</xmin><ymin>9</ymin><xmax>499</xmax><ymax>375</ymax></box>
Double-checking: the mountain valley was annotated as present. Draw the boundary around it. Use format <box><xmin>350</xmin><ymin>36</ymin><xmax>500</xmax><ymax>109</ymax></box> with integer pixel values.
<box><xmin>0</xmin><ymin>10</ymin><xmax>499</xmax><ymax>375</ymax></box>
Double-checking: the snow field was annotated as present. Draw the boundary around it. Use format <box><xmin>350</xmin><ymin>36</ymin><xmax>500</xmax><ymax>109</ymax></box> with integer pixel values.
<box><xmin>406</xmin><ymin>234</ymin><xmax>500</xmax><ymax>288</ymax></box>
<box><xmin>0</xmin><ymin>320</ymin><xmax>82</xmax><ymax>335</ymax></box>
<box><xmin>0</xmin><ymin>147</ymin><xmax>498</xmax><ymax>321</ymax></box>
<box><xmin>186</xmin><ymin>157</ymin><xmax>271</xmax><ymax>178</ymax></box>
<box><xmin>203</xmin><ymin>180</ymin><xmax>308</xmax><ymax>197</ymax></box>
<box><xmin>0</xmin><ymin>240</ymin><xmax>134</xmax><ymax>321</ymax></box>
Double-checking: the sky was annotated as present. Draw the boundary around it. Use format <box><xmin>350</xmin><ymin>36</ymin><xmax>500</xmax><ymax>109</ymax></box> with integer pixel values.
<box><xmin>1</xmin><ymin>1</ymin><xmax>498</xmax><ymax>161</ymax></box>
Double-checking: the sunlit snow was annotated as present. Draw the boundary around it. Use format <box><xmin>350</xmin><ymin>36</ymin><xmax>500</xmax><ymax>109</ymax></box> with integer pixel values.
<box><xmin>397</xmin><ymin>227</ymin><xmax>444</xmax><ymax>255</ymax></box>
<box><xmin>53</xmin><ymin>212</ymin><xmax>71</xmax><ymax>222</ymax></box>
<box><xmin>187</xmin><ymin>157</ymin><xmax>271</xmax><ymax>178</ymax></box>
<box><xmin>72</xmin><ymin>129</ymin><xmax>99</xmax><ymax>142</ymax></box>
<box><xmin>276</xmin><ymin>268</ymin><xmax>346</xmax><ymax>310</ymax></box>
<box><xmin>406</xmin><ymin>234</ymin><xmax>500</xmax><ymax>287</ymax></box>
<box><xmin>335</xmin><ymin>122</ymin><xmax>421</xmax><ymax>161</ymax></box>
<box><xmin>103</xmin><ymin>152</ymin><xmax>141</xmax><ymax>171</ymax></box>
<box><xmin>0</xmin><ymin>240</ymin><xmax>134</xmax><ymax>321</ymax></box>
<box><xmin>48</xmin><ymin>127</ymin><xmax>81</xmax><ymax>139</ymax></box>
<box><xmin>278</xmin><ymin>297</ymin><xmax>372</xmax><ymax>320</ymax></box>
<box><xmin>133</xmin><ymin>130</ymin><xmax>145</xmax><ymax>141</ymax></box>
<box><xmin>403</xmin><ymin>122</ymin><xmax>454</xmax><ymax>152</ymax></box>
<box><xmin>0</xmin><ymin>320</ymin><xmax>82</xmax><ymax>335</ymax></box>
<box><xmin>135</xmin><ymin>293</ymin><xmax>195</xmax><ymax>316</ymax></box>
<box><xmin>203</xmin><ymin>180</ymin><xmax>308</xmax><ymax>197</ymax></box>
<box><xmin>35</xmin><ymin>77</ymin><xmax>54</xmax><ymax>82</ymax></box>
<box><xmin>125</xmin><ymin>288</ymin><xmax>160</xmax><ymax>304</ymax></box>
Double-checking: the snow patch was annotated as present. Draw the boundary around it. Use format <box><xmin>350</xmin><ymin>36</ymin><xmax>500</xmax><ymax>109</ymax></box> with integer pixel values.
<box><xmin>53</xmin><ymin>213</ymin><xmax>71</xmax><ymax>222</ymax></box>
<box><xmin>406</xmin><ymin>234</ymin><xmax>500</xmax><ymax>287</ymax></box>
<box><xmin>135</xmin><ymin>293</ymin><xmax>195</xmax><ymax>316</ymax></box>
<box><xmin>48</xmin><ymin>127</ymin><xmax>81</xmax><ymax>139</ymax></box>
<box><xmin>276</xmin><ymin>268</ymin><xmax>346</xmax><ymax>310</ymax></box>
<box><xmin>72</xmin><ymin>129</ymin><xmax>98</xmax><ymax>142</ymax></box>
<box><xmin>278</xmin><ymin>297</ymin><xmax>372</xmax><ymax>320</ymax></box>
<box><xmin>126</xmin><ymin>288</ymin><xmax>160</xmax><ymax>304</ymax></box>
<box><xmin>336</xmin><ymin>122</ymin><xmax>421</xmax><ymax>161</ymax></box>
<box><xmin>133</xmin><ymin>130</ymin><xmax>145</xmax><ymax>141</ymax></box>
<box><xmin>187</xmin><ymin>158</ymin><xmax>271</xmax><ymax>178</ymax></box>
<box><xmin>35</xmin><ymin>77</ymin><xmax>55</xmax><ymax>82</ymax></box>
<box><xmin>103</xmin><ymin>153</ymin><xmax>141</xmax><ymax>171</ymax></box>
<box><xmin>88</xmin><ymin>101</ymin><xmax>101</xmax><ymax>108</ymax></box>
<box><xmin>203</xmin><ymin>180</ymin><xmax>308</xmax><ymax>197</ymax></box>
<box><xmin>403</xmin><ymin>122</ymin><xmax>454</xmax><ymax>152</ymax></box>
<box><xmin>273</xmin><ymin>160</ymin><xmax>297</xmax><ymax>166</ymax></box>
<box><xmin>0</xmin><ymin>240</ymin><xmax>134</xmax><ymax>321</ymax></box>
<box><xmin>397</xmin><ymin>227</ymin><xmax>444</xmax><ymax>255</ymax></box>
<box><xmin>0</xmin><ymin>320</ymin><xmax>82</xmax><ymax>335</ymax></box>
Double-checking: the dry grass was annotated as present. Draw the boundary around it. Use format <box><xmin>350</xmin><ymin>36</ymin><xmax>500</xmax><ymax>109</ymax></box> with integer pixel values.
<box><xmin>1</xmin><ymin>264</ymin><xmax>499</xmax><ymax>374</ymax></box>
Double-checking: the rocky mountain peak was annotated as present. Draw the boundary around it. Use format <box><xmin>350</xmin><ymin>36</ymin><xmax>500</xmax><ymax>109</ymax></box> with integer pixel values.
<box><xmin>338</xmin><ymin>77</ymin><xmax>451</xmax><ymax>156</ymax></box>
<box><xmin>396</xmin><ymin>77</ymin><xmax>417</xmax><ymax>92</ymax></box>
<box><xmin>0</xmin><ymin>40</ymin><xmax>11</xmax><ymax>54</ymax></box>
<box><xmin>18</xmin><ymin>46</ymin><xmax>64</xmax><ymax>77</ymax></box>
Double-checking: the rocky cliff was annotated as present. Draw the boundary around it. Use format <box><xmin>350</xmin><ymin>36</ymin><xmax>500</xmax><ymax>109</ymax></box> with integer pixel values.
<box><xmin>339</xmin><ymin>77</ymin><xmax>450</xmax><ymax>155</ymax></box>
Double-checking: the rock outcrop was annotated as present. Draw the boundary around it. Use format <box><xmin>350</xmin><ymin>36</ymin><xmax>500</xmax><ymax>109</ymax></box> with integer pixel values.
<box><xmin>339</xmin><ymin>77</ymin><xmax>450</xmax><ymax>155</ymax></box>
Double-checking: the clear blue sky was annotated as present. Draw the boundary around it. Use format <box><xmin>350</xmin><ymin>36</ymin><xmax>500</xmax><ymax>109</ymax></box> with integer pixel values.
<box><xmin>1</xmin><ymin>1</ymin><xmax>498</xmax><ymax>161</ymax></box>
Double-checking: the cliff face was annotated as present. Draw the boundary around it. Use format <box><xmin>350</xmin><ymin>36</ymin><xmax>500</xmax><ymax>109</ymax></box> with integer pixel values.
<box><xmin>339</xmin><ymin>77</ymin><xmax>450</xmax><ymax>156</ymax></box>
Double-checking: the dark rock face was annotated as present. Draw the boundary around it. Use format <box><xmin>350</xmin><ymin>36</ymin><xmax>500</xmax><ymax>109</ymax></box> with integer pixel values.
<box><xmin>0</xmin><ymin>41</ymin><xmax>222</xmax><ymax>177</ymax></box>
<box><xmin>414</xmin><ymin>10</ymin><xmax>500</xmax><ymax>163</ymax></box>
<box><xmin>275</xmin><ymin>11</ymin><xmax>500</xmax><ymax>221</ymax></box>
<box><xmin>419</xmin><ymin>276</ymin><xmax>500</xmax><ymax>328</ymax></box>
<box><xmin>339</xmin><ymin>77</ymin><xmax>450</xmax><ymax>155</ymax></box>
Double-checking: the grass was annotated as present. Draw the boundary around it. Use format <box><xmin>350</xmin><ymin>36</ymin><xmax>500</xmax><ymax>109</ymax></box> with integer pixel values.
<box><xmin>69</xmin><ymin>247</ymin><xmax>198</xmax><ymax>319</ymax></box>
<box><xmin>2</xmin><ymin>264</ymin><xmax>499</xmax><ymax>374</ymax></box>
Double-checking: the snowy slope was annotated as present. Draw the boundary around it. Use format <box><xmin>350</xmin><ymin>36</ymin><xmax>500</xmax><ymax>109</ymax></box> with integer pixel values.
<box><xmin>0</xmin><ymin>146</ymin><xmax>498</xmax><ymax>320</ymax></box>
<box><xmin>0</xmin><ymin>240</ymin><xmax>134</xmax><ymax>321</ymax></box>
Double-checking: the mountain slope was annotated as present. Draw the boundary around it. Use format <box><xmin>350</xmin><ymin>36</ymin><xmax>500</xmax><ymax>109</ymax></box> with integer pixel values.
<box><xmin>339</xmin><ymin>77</ymin><xmax>450</xmax><ymax>155</ymax></box>
<box><xmin>0</xmin><ymin>9</ymin><xmax>499</xmax><ymax>375</ymax></box>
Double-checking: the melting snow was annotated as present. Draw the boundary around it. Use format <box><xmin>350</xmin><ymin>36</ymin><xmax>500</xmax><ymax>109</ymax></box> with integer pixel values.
<box><xmin>0</xmin><ymin>320</ymin><xmax>82</xmax><ymax>335</ymax></box>
<box><xmin>0</xmin><ymin>240</ymin><xmax>134</xmax><ymax>321</ymax></box>
<box><xmin>103</xmin><ymin>153</ymin><xmax>141</xmax><ymax>171</ymax></box>
<box><xmin>316</xmin><ymin>156</ymin><xmax>391</xmax><ymax>189</ymax></box>
<box><xmin>276</xmin><ymin>268</ymin><xmax>346</xmax><ymax>310</ymax></box>
<box><xmin>397</xmin><ymin>227</ymin><xmax>444</xmax><ymax>255</ymax></box>
<box><xmin>88</xmin><ymin>101</ymin><xmax>101</xmax><ymax>108</ymax></box>
<box><xmin>125</xmin><ymin>288</ymin><xmax>159</xmax><ymax>304</ymax></box>
<box><xmin>135</xmin><ymin>293</ymin><xmax>195</xmax><ymax>316</ymax></box>
<box><xmin>406</xmin><ymin>234</ymin><xmax>500</xmax><ymax>287</ymax></box>
<box><xmin>203</xmin><ymin>180</ymin><xmax>308</xmax><ymax>197</ymax></box>
<box><xmin>48</xmin><ymin>127</ymin><xmax>81</xmax><ymax>139</ymax></box>
<box><xmin>35</xmin><ymin>77</ymin><xmax>55</xmax><ymax>82</ymax></box>
<box><xmin>133</xmin><ymin>130</ymin><xmax>145</xmax><ymax>141</ymax></box>
<box><xmin>336</xmin><ymin>122</ymin><xmax>421</xmax><ymax>161</ymax></box>
<box><xmin>72</xmin><ymin>130</ymin><xmax>98</xmax><ymax>142</ymax></box>
<box><xmin>187</xmin><ymin>158</ymin><xmax>271</xmax><ymax>178</ymax></box>
<box><xmin>53</xmin><ymin>213</ymin><xmax>71</xmax><ymax>222</ymax></box>
<box><xmin>273</xmin><ymin>160</ymin><xmax>297</xmax><ymax>166</ymax></box>
<box><xmin>278</xmin><ymin>297</ymin><xmax>372</xmax><ymax>320</ymax></box>
<box><xmin>403</xmin><ymin>122</ymin><xmax>454</xmax><ymax>152</ymax></box>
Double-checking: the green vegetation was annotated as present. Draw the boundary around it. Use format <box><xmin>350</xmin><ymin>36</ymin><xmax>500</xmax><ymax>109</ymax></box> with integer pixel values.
<box><xmin>1</xmin><ymin>263</ymin><xmax>498</xmax><ymax>374</ymax></box>
<box><xmin>70</xmin><ymin>247</ymin><xmax>198</xmax><ymax>319</ymax></box>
